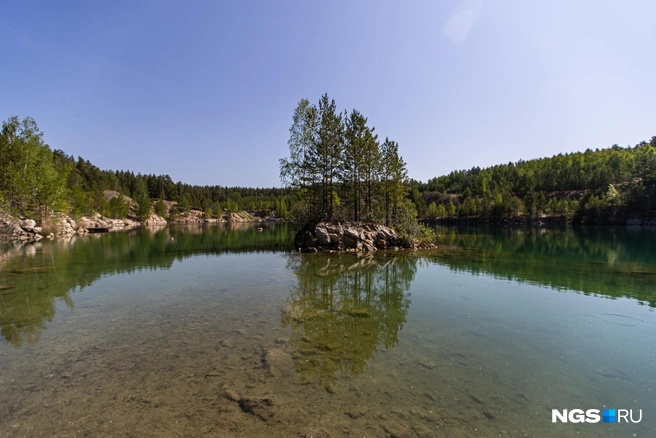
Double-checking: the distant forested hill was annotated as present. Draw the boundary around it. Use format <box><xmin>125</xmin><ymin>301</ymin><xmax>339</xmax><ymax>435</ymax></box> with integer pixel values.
<box><xmin>0</xmin><ymin>116</ymin><xmax>294</xmax><ymax>222</ymax></box>
<box><xmin>409</xmin><ymin>137</ymin><xmax>656</xmax><ymax>224</ymax></box>
<box><xmin>1</xmin><ymin>114</ymin><xmax>654</xmax><ymax>226</ymax></box>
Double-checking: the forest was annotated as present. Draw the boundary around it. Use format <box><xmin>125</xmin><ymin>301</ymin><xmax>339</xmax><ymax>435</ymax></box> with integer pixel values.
<box><xmin>1</xmin><ymin>111</ymin><xmax>655</xmax><ymax>228</ymax></box>
<box><xmin>0</xmin><ymin>116</ymin><xmax>295</xmax><ymax>223</ymax></box>
<box><xmin>410</xmin><ymin>136</ymin><xmax>656</xmax><ymax>224</ymax></box>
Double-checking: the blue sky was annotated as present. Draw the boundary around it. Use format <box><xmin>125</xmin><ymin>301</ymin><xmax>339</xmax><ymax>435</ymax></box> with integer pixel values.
<box><xmin>1</xmin><ymin>0</ymin><xmax>655</xmax><ymax>187</ymax></box>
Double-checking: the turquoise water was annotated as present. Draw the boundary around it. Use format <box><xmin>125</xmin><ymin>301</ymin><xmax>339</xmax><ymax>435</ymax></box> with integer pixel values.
<box><xmin>0</xmin><ymin>224</ymin><xmax>654</xmax><ymax>437</ymax></box>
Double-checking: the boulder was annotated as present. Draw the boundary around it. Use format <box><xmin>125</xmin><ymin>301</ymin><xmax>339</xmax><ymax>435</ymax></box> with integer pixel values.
<box><xmin>296</xmin><ymin>231</ymin><xmax>317</xmax><ymax>249</ymax></box>
<box><xmin>315</xmin><ymin>226</ymin><xmax>331</xmax><ymax>245</ymax></box>
<box><xmin>21</xmin><ymin>219</ymin><xmax>36</xmax><ymax>232</ymax></box>
<box><xmin>343</xmin><ymin>227</ymin><xmax>360</xmax><ymax>240</ymax></box>
<box><xmin>343</xmin><ymin>233</ymin><xmax>359</xmax><ymax>249</ymax></box>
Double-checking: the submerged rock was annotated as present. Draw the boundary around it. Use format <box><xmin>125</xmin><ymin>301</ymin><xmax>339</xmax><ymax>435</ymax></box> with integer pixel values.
<box><xmin>221</xmin><ymin>338</ymin><xmax>236</xmax><ymax>348</ymax></box>
<box><xmin>262</xmin><ymin>349</ymin><xmax>295</xmax><ymax>377</ymax></box>
<box><xmin>223</xmin><ymin>388</ymin><xmax>241</xmax><ymax>402</ymax></box>
<box><xmin>238</xmin><ymin>394</ymin><xmax>279</xmax><ymax>421</ymax></box>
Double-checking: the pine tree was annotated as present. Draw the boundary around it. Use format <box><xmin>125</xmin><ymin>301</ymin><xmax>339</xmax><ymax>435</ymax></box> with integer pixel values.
<box><xmin>315</xmin><ymin>94</ymin><xmax>343</xmax><ymax>219</ymax></box>
<box><xmin>379</xmin><ymin>138</ymin><xmax>408</xmax><ymax>226</ymax></box>
<box><xmin>343</xmin><ymin>110</ymin><xmax>369</xmax><ymax>221</ymax></box>
<box><xmin>361</xmin><ymin>127</ymin><xmax>380</xmax><ymax>220</ymax></box>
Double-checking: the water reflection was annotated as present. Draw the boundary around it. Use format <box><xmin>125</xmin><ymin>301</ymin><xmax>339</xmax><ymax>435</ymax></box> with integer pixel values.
<box><xmin>281</xmin><ymin>253</ymin><xmax>415</xmax><ymax>389</ymax></box>
<box><xmin>0</xmin><ymin>223</ymin><xmax>294</xmax><ymax>346</ymax></box>
<box><xmin>1</xmin><ymin>225</ymin><xmax>655</xmax><ymax>349</ymax></box>
<box><xmin>429</xmin><ymin>226</ymin><xmax>656</xmax><ymax>307</ymax></box>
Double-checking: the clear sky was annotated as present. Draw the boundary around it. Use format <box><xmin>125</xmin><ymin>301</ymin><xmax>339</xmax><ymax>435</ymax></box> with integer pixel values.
<box><xmin>1</xmin><ymin>1</ymin><xmax>655</xmax><ymax>187</ymax></box>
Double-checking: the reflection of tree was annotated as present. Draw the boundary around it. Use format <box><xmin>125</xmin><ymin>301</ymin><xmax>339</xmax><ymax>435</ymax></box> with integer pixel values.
<box><xmin>0</xmin><ymin>224</ymin><xmax>294</xmax><ymax>347</ymax></box>
<box><xmin>281</xmin><ymin>254</ymin><xmax>416</xmax><ymax>389</ymax></box>
<box><xmin>432</xmin><ymin>226</ymin><xmax>656</xmax><ymax>307</ymax></box>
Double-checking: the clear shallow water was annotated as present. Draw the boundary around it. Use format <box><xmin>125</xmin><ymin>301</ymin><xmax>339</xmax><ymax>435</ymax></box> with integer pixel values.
<box><xmin>0</xmin><ymin>224</ymin><xmax>654</xmax><ymax>437</ymax></box>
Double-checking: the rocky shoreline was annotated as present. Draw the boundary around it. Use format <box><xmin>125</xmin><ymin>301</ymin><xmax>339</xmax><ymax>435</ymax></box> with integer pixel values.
<box><xmin>0</xmin><ymin>208</ymin><xmax>283</xmax><ymax>244</ymax></box>
<box><xmin>0</xmin><ymin>211</ymin><xmax>166</xmax><ymax>244</ymax></box>
<box><xmin>294</xmin><ymin>222</ymin><xmax>437</xmax><ymax>253</ymax></box>
<box><xmin>170</xmin><ymin>209</ymin><xmax>282</xmax><ymax>224</ymax></box>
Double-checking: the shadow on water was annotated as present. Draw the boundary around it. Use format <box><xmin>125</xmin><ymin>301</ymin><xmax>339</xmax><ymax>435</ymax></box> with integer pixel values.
<box><xmin>0</xmin><ymin>223</ymin><xmax>294</xmax><ymax>347</ymax></box>
<box><xmin>426</xmin><ymin>226</ymin><xmax>656</xmax><ymax>308</ymax></box>
<box><xmin>281</xmin><ymin>253</ymin><xmax>415</xmax><ymax>390</ymax></box>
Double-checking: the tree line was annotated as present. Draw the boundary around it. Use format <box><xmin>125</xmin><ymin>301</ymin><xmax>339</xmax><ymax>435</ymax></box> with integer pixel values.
<box><xmin>1</xmin><ymin>116</ymin><xmax>295</xmax><ymax>222</ymax></box>
<box><xmin>280</xmin><ymin>94</ymin><xmax>414</xmax><ymax>232</ymax></box>
<box><xmin>2</xmin><ymin>112</ymin><xmax>655</xmax><ymax>228</ymax></box>
<box><xmin>410</xmin><ymin>137</ymin><xmax>656</xmax><ymax>224</ymax></box>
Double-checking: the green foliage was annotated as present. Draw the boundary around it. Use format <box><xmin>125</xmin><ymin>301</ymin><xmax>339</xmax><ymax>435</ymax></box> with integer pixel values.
<box><xmin>135</xmin><ymin>193</ymin><xmax>152</xmax><ymax>221</ymax></box>
<box><xmin>154</xmin><ymin>199</ymin><xmax>167</xmax><ymax>218</ymax></box>
<box><xmin>379</xmin><ymin>138</ymin><xmax>408</xmax><ymax>226</ymax></box>
<box><xmin>447</xmin><ymin>200</ymin><xmax>457</xmax><ymax>217</ymax></box>
<box><xmin>280</xmin><ymin>95</ymin><xmax>414</xmax><ymax>233</ymax></box>
<box><xmin>274</xmin><ymin>198</ymin><xmax>289</xmax><ymax>219</ymax></box>
<box><xmin>0</xmin><ymin>116</ymin><xmax>69</xmax><ymax>220</ymax></box>
<box><xmin>2</xmin><ymin>113</ymin><xmax>654</xmax><ymax>228</ymax></box>
<box><xmin>426</xmin><ymin>202</ymin><xmax>439</xmax><ymax>218</ymax></box>
<box><xmin>180</xmin><ymin>194</ymin><xmax>191</xmax><ymax>213</ymax></box>
<box><xmin>226</xmin><ymin>198</ymin><xmax>239</xmax><ymax>214</ymax></box>
<box><xmin>104</xmin><ymin>195</ymin><xmax>130</xmax><ymax>219</ymax></box>
<box><xmin>412</xmin><ymin>136</ymin><xmax>656</xmax><ymax>224</ymax></box>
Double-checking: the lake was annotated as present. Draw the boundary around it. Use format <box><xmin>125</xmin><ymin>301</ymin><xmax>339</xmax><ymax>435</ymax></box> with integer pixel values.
<box><xmin>0</xmin><ymin>223</ymin><xmax>654</xmax><ymax>437</ymax></box>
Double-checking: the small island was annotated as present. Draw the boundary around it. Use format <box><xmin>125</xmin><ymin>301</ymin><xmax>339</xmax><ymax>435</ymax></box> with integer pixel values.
<box><xmin>279</xmin><ymin>94</ymin><xmax>435</xmax><ymax>252</ymax></box>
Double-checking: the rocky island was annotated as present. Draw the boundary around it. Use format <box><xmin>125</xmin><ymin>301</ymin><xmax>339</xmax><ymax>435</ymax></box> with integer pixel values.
<box><xmin>294</xmin><ymin>222</ymin><xmax>436</xmax><ymax>253</ymax></box>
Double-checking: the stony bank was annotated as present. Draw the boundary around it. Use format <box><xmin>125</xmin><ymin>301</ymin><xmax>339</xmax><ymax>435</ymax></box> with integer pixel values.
<box><xmin>294</xmin><ymin>222</ymin><xmax>437</xmax><ymax>253</ymax></box>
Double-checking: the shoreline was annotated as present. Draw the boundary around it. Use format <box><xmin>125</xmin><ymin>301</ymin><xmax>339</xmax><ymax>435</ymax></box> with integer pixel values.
<box><xmin>0</xmin><ymin>209</ymin><xmax>284</xmax><ymax>245</ymax></box>
<box><xmin>419</xmin><ymin>215</ymin><xmax>656</xmax><ymax>227</ymax></box>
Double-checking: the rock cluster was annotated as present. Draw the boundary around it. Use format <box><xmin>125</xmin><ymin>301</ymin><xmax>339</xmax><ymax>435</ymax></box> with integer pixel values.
<box><xmin>0</xmin><ymin>215</ymin><xmax>44</xmax><ymax>242</ymax></box>
<box><xmin>294</xmin><ymin>222</ymin><xmax>410</xmax><ymax>253</ymax></box>
<box><xmin>67</xmin><ymin>213</ymin><xmax>164</xmax><ymax>234</ymax></box>
<box><xmin>53</xmin><ymin>214</ymin><xmax>78</xmax><ymax>237</ymax></box>
<box><xmin>143</xmin><ymin>214</ymin><xmax>167</xmax><ymax>227</ymax></box>
<box><xmin>171</xmin><ymin>209</ymin><xmax>271</xmax><ymax>224</ymax></box>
